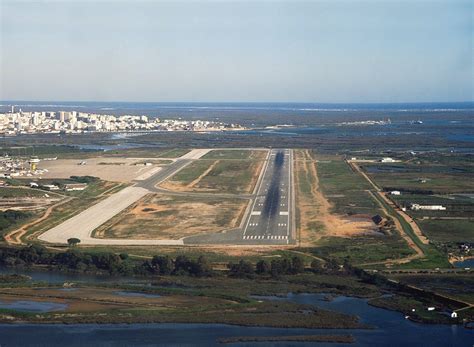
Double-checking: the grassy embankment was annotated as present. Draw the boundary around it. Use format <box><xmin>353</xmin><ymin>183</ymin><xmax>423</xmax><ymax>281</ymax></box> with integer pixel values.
<box><xmin>365</xmin><ymin>180</ymin><xmax>450</xmax><ymax>269</ymax></box>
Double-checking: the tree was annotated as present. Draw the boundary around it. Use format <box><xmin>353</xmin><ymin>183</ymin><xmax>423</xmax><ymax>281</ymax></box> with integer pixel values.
<box><xmin>270</xmin><ymin>258</ymin><xmax>292</xmax><ymax>277</ymax></box>
<box><xmin>325</xmin><ymin>258</ymin><xmax>340</xmax><ymax>273</ymax></box>
<box><xmin>255</xmin><ymin>260</ymin><xmax>270</xmax><ymax>275</ymax></box>
<box><xmin>93</xmin><ymin>252</ymin><xmax>122</xmax><ymax>273</ymax></box>
<box><xmin>228</xmin><ymin>259</ymin><xmax>254</xmax><ymax>278</ymax></box>
<box><xmin>189</xmin><ymin>256</ymin><xmax>212</xmax><ymax>277</ymax></box>
<box><xmin>174</xmin><ymin>255</ymin><xmax>192</xmax><ymax>275</ymax></box>
<box><xmin>310</xmin><ymin>260</ymin><xmax>324</xmax><ymax>274</ymax></box>
<box><xmin>67</xmin><ymin>238</ymin><xmax>81</xmax><ymax>247</ymax></box>
<box><xmin>290</xmin><ymin>256</ymin><xmax>305</xmax><ymax>274</ymax></box>
<box><xmin>152</xmin><ymin>255</ymin><xmax>173</xmax><ymax>275</ymax></box>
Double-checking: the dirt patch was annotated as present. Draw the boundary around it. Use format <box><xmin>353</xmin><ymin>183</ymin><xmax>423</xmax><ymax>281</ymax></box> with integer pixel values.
<box><xmin>94</xmin><ymin>194</ymin><xmax>248</xmax><ymax>240</ymax></box>
<box><xmin>295</xmin><ymin>150</ymin><xmax>376</xmax><ymax>246</ymax></box>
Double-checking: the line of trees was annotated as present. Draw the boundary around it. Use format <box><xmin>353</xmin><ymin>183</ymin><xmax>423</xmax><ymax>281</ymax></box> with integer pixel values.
<box><xmin>0</xmin><ymin>245</ymin><xmax>321</xmax><ymax>279</ymax></box>
<box><xmin>0</xmin><ymin>245</ymin><xmax>214</xmax><ymax>277</ymax></box>
<box><xmin>228</xmin><ymin>256</ymin><xmax>311</xmax><ymax>278</ymax></box>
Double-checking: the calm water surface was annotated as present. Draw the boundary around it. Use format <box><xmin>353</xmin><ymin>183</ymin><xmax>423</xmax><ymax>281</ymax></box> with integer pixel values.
<box><xmin>0</xmin><ymin>288</ymin><xmax>471</xmax><ymax>346</ymax></box>
<box><xmin>454</xmin><ymin>259</ymin><xmax>474</xmax><ymax>268</ymax></box>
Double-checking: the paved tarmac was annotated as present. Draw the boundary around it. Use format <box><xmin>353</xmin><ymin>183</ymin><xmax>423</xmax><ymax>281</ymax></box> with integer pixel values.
<box><xmin>38</xmin><ymin>148</ymin><xmax>295</xmax><ymax>246</ymax></box>
<box><xmin>240</xmin><ymin>149</ymin><xmax>293</xmax><ymax>245</ymax></box>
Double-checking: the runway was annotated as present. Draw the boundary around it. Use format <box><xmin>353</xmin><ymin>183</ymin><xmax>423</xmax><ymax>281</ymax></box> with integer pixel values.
<box><xmin>241</xmin><ymin>149</ymin><xmax>293</xmax><ymax>245</ymax></box>
<box><xmin>38</xmin><ymin>148</ymin><xmax>294</xmax><ymax>246</ymax></box>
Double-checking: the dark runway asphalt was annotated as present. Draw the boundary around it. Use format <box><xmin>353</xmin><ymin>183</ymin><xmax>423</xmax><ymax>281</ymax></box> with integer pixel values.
<box><xmin>242</xmin><ymin>149</ymin><xmax>292</xmax><ymax>244</ymax></box>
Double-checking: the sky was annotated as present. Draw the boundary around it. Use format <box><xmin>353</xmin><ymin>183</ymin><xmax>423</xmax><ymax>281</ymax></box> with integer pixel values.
<box><xmin>0</xmin><ymin>0</ymin><xmax>472</xmax><ymax>103</ymax></box>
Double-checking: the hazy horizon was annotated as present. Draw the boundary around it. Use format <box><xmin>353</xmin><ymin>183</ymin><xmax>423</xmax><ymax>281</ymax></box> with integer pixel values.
<box><xmin>1</xmin><ymin>100</ymin><xmax>473</xmax><ymax>105</ymax></box>
<box><xmin>1</xmin><ymin>1</ymin><xmax>473</xmax><ymax>103</ymax></box>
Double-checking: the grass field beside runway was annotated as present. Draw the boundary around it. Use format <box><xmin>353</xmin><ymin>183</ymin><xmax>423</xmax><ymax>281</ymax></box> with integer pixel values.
<box><xmin>161</xmin><ymin>158</ymin><xmax>263</xmax><ymax>194</ymax></box>
<box><xmin>93</xmin><ymin>194</ymin><xmax>248</xmax><ymax>240</ymax></box>
<box><xmin>316</xmin><ymin>157</ymin><xmax>381</xmax><ymax>216</ymax></box>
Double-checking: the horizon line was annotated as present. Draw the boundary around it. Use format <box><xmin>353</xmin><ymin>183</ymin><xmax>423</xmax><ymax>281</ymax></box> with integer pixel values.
<box><xmin>1</xmin><ymin>100</ymin><xmax>473</xmax><ymax>105</ymax></box>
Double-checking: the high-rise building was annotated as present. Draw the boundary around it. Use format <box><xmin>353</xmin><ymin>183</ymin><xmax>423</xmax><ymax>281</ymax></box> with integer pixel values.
<box><xmin>32</xmin><ymin>113</ymin><xmax>40</xmax><ymax>126</ymax></box>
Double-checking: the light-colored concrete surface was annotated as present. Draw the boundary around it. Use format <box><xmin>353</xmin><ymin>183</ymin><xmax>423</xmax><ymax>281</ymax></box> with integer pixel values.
<box><xmin>40</xmin><ymin>157</ymin><xmax>159</xmax><ymax>182</ymax></box>
<box><xmin>135</xmin><ymin>167</ymin><xmax>162</xmax><ymax>181</ymax></box>
<box><xmin>179</xmin><ymin>148</ymin><xmax>212</xmax><ymax>159</ymax></box>
<box><xmin>39</xmin><ymin>186</ymin><xmax>146</xmax><ymax>243</ymax></box>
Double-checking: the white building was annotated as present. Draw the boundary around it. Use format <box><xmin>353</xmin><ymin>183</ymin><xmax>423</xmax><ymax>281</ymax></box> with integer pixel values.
<box><xmin>42</xmin><ymin>184</ymin><xmax>60</xmax><ymax>191</ymax></box>
<box><xmin>410</xmin><ymin>204</ymin><xmax>446</xmax><ymax>211</ymax></box>
<box><xmin>64</xmin><ymin>183</ymin><xmax>87</xmax><ymax>191</ymax></box>
<box><xmin>390</xmin><ymin>191</ymin><xmax>401</xmax><ymax>195</ymax></box>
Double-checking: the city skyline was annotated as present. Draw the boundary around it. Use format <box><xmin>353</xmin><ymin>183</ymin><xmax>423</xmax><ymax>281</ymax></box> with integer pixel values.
<box><xmin>1</xmin><ymin>1</ymin><xmax>473</xmax><ymax>103</ymax></box>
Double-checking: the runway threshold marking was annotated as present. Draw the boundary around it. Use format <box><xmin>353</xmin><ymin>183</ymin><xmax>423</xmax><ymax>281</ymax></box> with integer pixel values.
<box><xmin>242</xmin><ymin>149</ymin><xmax>292</xmax><ymax>243</ymax></box>
<box><xmin>242</xmin><ymin>149</ymin><xmax>272</xmax><ymax>238</ymax></box>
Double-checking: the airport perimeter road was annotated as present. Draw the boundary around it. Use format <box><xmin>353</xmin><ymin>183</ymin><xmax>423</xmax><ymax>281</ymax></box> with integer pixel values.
<box><xmin>38</xmin><ymin>149</ymin><xmax>211</xmax><ymax>246</ymax></box>
<box><xmin>242</xmin><ymin>149</ymin><xmax>293</xmax><ymax>245</ymax></box>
